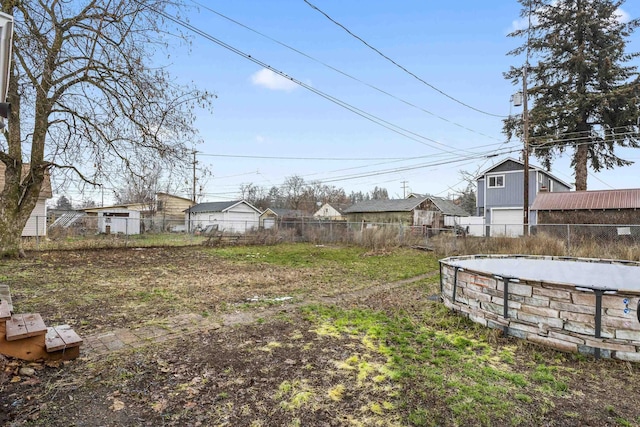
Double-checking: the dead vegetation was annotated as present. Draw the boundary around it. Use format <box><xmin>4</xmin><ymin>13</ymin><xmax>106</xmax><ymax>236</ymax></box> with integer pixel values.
<box><xmin>1</xmin><ymin>244</ymin><xmax>640</xmax><ymax>426</ymax></box>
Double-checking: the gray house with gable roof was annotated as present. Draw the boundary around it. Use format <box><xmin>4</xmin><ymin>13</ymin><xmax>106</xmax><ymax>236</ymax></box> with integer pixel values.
<box><xmin>476</xmin><ymin>158</ymin><xmax>571</xmax><ymax>236</ymax></box>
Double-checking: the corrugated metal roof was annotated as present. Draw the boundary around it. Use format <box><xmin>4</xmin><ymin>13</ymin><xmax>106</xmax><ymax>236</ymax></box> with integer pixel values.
<box><xmin>531</xmin><ymin>189</ymin><xmax>640</xmax><ymax>211</ymax></box>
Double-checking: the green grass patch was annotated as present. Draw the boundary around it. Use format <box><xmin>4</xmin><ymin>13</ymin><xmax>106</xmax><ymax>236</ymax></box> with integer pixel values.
<box><xmin>209</xmin><ymin>243</ymin><xmax>439</xmax><ymax>281</ymax></box>
<box><xmin>301</xmin><ymin>303</ymin><xmax>570</xmax><ymax>426</ymax></box>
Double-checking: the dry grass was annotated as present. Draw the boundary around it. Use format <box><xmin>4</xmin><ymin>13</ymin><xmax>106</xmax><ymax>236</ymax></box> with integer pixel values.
<box><xmin>430</xmin><ymin>232</ymin><xmax>640</xmax><ymax>261</ymax></box>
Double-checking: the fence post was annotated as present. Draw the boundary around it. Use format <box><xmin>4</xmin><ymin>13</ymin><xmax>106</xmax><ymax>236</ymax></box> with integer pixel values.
<box><xmin>35</xmin><ymin>216</ymin><xmax>40</xmax><ymax>250</ymax></box>
<box><xmin>566</xmin><ymin>224</ymin><xmax>571</xmax><ymax>256</ymax></box>
<box><xmin>125</xmin><ymin>218</ymin><xmax>129</xmax><ymax>247</ymax></box>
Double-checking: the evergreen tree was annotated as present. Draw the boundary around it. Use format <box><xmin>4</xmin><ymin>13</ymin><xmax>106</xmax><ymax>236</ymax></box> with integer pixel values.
<box><xmin>55</xmin><ymin>195</ymin><xmax>73</xmax><ymax>210</ymax></box>
<box><xmin>504</xmin><ymin>0</ymin><xmax>640</xmax><ymax>190</ymax></box>
<box><xmin>370</xmin><ymin>186</ymin><xmax>389</xmax><ymax>200</ymax></box>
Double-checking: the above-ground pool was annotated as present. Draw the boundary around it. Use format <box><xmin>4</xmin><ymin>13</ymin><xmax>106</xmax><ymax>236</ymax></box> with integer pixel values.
<box><xmin>439</xmin><ymin>255</ymin><xmax>640</xmax><ymax>361</ymax></box>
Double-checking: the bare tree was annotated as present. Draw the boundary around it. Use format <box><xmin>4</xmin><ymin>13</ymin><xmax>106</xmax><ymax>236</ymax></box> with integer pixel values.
<box><xmin>114</xmin><ymin>163</ymin><xmax>162</xmax><ymax>214</ymax></box>
<box><xmin>0</xmin><ymin>1</ymin><xmax>214</xmax><ymax>257</ymax></box>
<box><xmin>282</xmin><ymin>175</ymin><xmax>306</xmax><ymax>210</ymax></box>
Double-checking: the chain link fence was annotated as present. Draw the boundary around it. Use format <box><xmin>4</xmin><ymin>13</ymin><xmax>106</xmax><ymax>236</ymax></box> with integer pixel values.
<box><xmin>19</xmin><ymin>215</ymin><xmax>640</xmax><ymax>259</ymax></box>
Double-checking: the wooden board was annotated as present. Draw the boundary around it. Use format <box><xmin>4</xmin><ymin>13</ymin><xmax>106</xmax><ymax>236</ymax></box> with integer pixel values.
<box><xmin>46</xmin><ymin>325</ymin><xmax>83</xmax><ymax>352</ymax></box>
<box><xmin>0</xmin><ymin>284</ymin><xmax>12</xmax><ymax>312</ymax></box>
<box><xmin>5</xmin><ymin>313</ymin><xmax>47</xmax><ymax>341</ymax></box>
<box><xmin>0</xmin><ymin>300</ymin><xmax>10</xmax><ymax>320</ymax></box>
<box><xmin>0</xmin><ymin>321</ymin><xmax>47</xmax><ymax>361</ymax></box>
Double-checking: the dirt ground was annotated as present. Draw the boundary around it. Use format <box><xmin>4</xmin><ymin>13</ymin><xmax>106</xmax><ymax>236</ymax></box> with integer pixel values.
<box><xmin>1</xmin><ymin>246</ymin><xmax>640</xmax><ymax>426</ymax></box>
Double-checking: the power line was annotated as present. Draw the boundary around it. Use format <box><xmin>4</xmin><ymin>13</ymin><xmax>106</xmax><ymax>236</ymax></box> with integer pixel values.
<box><xmin>299</xmin><ymin>146</ymin><xmax>523</xmax><ymax>184</ymax></box>
<box><xmin>199</xmin><ymin>153</ymin><xmax>418</xmax><ymax>161</ymax></box>
<box><xmin>150</xmin><ymin>5</ymin><xmax>495</xmax><ymax>157</ymax></box>
<box><xmin>529</xmin><ymin>130</ymin><xmax>639</xmax><ymax>149</ymax></box>
<box><xmin>303</xmin><ymin>0</ymin><xmax>508</xmax><ymax>118</ymax></box>
<box><xmin>190</xmin><ymin>0</ymin><xmax>501</xmax><ymax>142</ymax></box>
<box><xmin>198</xmin><ymin>144</ymin><xmax>523</xmax><ymax>162</ymax></box>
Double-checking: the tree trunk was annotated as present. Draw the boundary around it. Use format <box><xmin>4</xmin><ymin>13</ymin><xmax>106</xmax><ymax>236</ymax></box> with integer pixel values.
<box><xmin>0</xmin><ymin>209</ymin><xmax>28</xmax><ymax>258</ymax></box>
<box><xmin>573</xmin><ymin>142</ymin><xmax>589</xmax><ymax>191</ymax></box>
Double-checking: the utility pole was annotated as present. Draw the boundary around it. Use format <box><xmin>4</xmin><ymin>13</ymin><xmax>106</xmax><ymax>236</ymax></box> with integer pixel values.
<box><xmin>522</xmin><ymin>0</ymin><xmax>532</xmax><ymax>237</ymax></box>
<box><xmin>192</xmin><ymin>150</ymin><xmax>197</xmax><ymax>203</ymax></box>
<box><xmin>523</xmin><ymin>66</ymin><xmax>530</xmax><ymax>236</ymax></box>
<box><xmin>401</xmin><ymin>181</ymin><xmax>408</xmax><ymax>198</ymax></box>
<box><xmin>188</xmin><ymin>150</ymin><xmax>197</xmax><ymax>234</ymax></box>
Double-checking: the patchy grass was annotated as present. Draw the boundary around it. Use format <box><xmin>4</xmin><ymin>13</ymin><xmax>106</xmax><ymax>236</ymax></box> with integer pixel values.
<box><xmin>211</xmin><ymin>243</ymin><xmax>439</xmax><ymax>281</ymax></box>
<box><xmin>2</xmin><ymin>244</ymin><xmax>640</xmax><ymax>426</ymax></box>
<box><xmin>0</xmin><ymin>245</ymin><xmax>437</xmax><ymax>333</ymax></box>
<box><xmin>301</xmin><ymin>303</ymin><xmax>540</xmax><ymax>425</ymax></box>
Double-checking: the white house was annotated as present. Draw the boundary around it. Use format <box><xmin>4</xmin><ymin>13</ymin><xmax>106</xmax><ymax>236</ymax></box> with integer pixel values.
<box><xmin>185</xmin><ymin>200</ymin><xmax>261</xmax><ymax>233</ymax></box>
<box><xmin>313</xmin><ymin>203</ymin><xmax>349</xmax><ymax>221</ymax></box>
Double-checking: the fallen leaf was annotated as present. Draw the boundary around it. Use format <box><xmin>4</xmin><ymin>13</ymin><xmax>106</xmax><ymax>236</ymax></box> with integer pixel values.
<box><xmin>151</xmin><ymin>399</ymin><xmax>167</xmax><ymax>413</ymax></box>
<box><xmin>10</xmin><ymin>376</ymin><xmax>21</xmax><ymax>383</ymax></box>
<box><xmin>110</xmin><ymin>399</ymin><xmax>125</xmax><ymax>411</ymax></box>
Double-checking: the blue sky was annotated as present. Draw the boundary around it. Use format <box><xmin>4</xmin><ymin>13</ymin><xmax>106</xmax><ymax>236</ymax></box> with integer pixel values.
<box><xmin>72</xmin><ymin>0</ymin><xmax>640</xmax><ymax>204</ymax></box>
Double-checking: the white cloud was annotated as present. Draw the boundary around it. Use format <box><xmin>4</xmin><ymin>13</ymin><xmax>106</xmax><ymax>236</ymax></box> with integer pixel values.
<box><xmin>250</xmin><ymin>68</ymin><xmax>298</xmax><ymax>92</ymax></box>
<box><xmin>255</xmin><ymin>135</ymin><xmax>265</xmax><ymax>144</ymax></box>
<box><xmin>508</xmin><ymin>13</ymin><xmax>540</xmax><ymax>34</ymax></box>
<box><xmin>615</xmin><ymin>8</ymin><xmax>630</xmax><ymax>24</ymax></box>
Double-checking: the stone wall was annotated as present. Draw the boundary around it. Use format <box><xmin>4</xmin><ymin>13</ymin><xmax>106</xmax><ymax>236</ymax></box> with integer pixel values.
<box><xmin>440</xmin><ymin>255</ymin><xmax>640</xmax><ymax>362</ymax></box>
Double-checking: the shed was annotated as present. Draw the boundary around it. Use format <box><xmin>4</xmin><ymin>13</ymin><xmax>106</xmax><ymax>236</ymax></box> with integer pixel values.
<box><xmin>185</xmin><ymin>200</ymin><xmax>261</xmax><ymax>233</ymax></box>
<box><xmin>531</xmin><ymin>188</ymin><xmax>640</xmax><ymax>225</ymax></box>
<box><xmin>97</xmin><ymin>209</ymin><xmax>141</xmax><ymax>235</ymax></box>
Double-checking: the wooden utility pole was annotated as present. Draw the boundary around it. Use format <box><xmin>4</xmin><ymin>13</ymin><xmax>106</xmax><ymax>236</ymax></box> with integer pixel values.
<box><xmin>192</xmin><ymin>150</ymin><xmax>197</xmax><ymax>203</ymax></box>
<box><xmin>401</xmin><ymin>181</ymin><xmax>408</xmax><ymax>198</ymax></box>
<box><xmin>522</xmin><ymin>0</ymin><xmax>532</xmax><ymax>237</ymax></box>
<box><xmin>523</xmin><ymin>67</ymin><xmax>530</xmax><ymax>236</ymax></box>
<box><xmin>188</xmin><ymin>150</ymin><xmax>197</xmax><ymax>233</ymax></box>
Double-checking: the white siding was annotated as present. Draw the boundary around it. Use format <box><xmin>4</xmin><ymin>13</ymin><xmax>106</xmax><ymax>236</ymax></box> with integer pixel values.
<box><xmin>97</xmin><ymin>209</ymin><xmax>141</xmax><ymax>235</ymax></box>
<box><xmin>189</xmin><ymin>203</ymin><xmax>260</xmax><ymax>234</ymax></box>
<box><xmin>458</xmin><ymin>216</ymin><xmax>485</xmax><ymax>237</ymax></box>
<box><xmin>22</xmin><ymin>200</ymin><xmax>47</xmax><ymax>237</ymax></box>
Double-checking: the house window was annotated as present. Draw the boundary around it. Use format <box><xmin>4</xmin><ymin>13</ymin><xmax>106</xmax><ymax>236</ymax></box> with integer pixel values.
<box><xmin>488</xmin><ymin>175</ymin><xmax>505</xmax><ymax>188</ymax></box>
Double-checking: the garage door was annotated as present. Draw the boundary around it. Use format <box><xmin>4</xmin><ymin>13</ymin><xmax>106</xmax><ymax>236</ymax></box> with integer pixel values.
<box><xmin>263</xmin><ymin>218</ymin><xmax>276</xmax><ymax>230</ymax></box>
<box><xmin>491</xmin><ymin>209</ymin><xmax>523</xmax><ymax>237</ymax></box>
<box><xmin>226</xmin><ymin>212</ymin><xmax>259</xmax><ymax>233</ymax></box>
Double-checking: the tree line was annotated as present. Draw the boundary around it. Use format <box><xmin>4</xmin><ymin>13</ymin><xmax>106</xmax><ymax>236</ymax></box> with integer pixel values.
<box><xmin>239</xmin><ymin>175</ymin><xmax>390</xmax><ymax>213</ymax></box>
